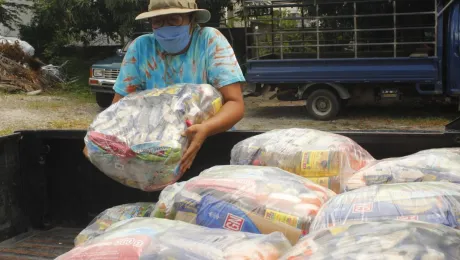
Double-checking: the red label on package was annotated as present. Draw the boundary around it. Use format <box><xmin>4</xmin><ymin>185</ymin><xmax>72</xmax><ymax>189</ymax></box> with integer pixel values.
<box><xmin>224</xmin><ymin>213</ymin><xmax>245</xmax><ymax>231</ymax></box>
<box><xmin>397</xmin><ymin>215</ymin><xmax>419</xmax><ymax>221</ymax></box>
<box><xmin>57</xmin><ymin>235</ymin><xmax>151</xmax><ymax>260</ymax></box>
<box><xmin>352</xmin><ymin>203</ymin><xmax>373</xmax><ymax>213</ymax></box>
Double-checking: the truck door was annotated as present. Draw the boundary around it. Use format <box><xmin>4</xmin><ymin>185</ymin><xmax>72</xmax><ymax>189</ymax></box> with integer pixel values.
<box><xmin>447</xmin><ymin>1</ymin><xmax>460</xmax><ymax>95</ymax></box>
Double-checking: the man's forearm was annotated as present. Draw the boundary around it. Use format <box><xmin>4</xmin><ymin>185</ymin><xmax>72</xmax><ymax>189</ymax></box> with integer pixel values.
<box><xmin>202</xmin><ymin>100</ymin><xmax>244</xmax><ymax>136</ymax></box>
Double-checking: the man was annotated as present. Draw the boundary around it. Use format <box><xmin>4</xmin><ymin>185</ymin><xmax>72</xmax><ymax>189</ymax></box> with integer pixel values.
<box><xmin>84</xmin><ymin>0</ymin><xmax>245</xmax><ymax>174</ymax></box>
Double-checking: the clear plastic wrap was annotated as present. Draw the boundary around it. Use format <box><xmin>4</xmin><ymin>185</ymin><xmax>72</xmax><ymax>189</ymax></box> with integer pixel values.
<box><xmin>281</xmin><ymin>220</ymin><xmax>460</xmax><ymax>260</ymax></box>
<box><xmin>310</xmin><ymin>182</ymin><xmax>460</xmax><ymax>232</ymax></box>
<box><xmin>346</xmin><ymin>148</ymin><xmax>460</xmax><ymax>191</ymax></box>
<box><xmin>57</xmin><ymin>218</ymin><xmax>292</xmax><ymax>260</ymax></box>
<box><xmin>84</xmin><ymin>84</ymin><xmax>223</xmax><ymax>191</ymax></box>
<box><xmin>230</xmin><ymin>128</ymin><xmax>375</xmax><ymax>193</ymax></box>
<box><xmin>154</xmin><ymin>165</ymin><xmax>336</xmax><ymax>245</ymax></box>
<box><xmin>74</xmin><ymin>203</ymin><xmax>157</xmax><ymax>246</ymax></box>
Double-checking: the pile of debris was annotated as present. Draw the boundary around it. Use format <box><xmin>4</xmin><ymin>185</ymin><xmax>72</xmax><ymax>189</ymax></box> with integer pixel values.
<box><xmin>0</xmin><ymin>39</ymin><xmax>73</xmax><ymax>94</ymax></box>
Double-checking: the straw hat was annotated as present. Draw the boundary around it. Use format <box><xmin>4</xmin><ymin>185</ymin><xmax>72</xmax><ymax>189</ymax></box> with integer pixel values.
<box><xmin>135</xmin><ymin>0</ymin><xmax>211</xmax><ymax>23</ymax></box>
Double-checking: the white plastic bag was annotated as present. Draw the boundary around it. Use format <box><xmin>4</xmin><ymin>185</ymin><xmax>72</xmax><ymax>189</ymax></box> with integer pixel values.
<box><xmin>346</xmin><ymin>148</ymin><xmax>460</xmax><ymax>191</ymax></box>
<box><xmin>57</xmin><ymin>218</ymin><xmax>292</xmax><ymax>260</ymax></box>
<box><xmin>74</xmin><ymin>203</ymin><xmax>156</xmax><ymax>246</ymax></box>
<box><xmin>281</xmin><ymin>220</ymin><xmax>460</xmax><ymax>260</ymax></box>
<box><xmin>230</xmin><ymin>128</ymin><xmax>375</xmax><ymax>193</ymax></box>
<box><xmin>310</xmin><ymin>182</ymin><xmax>460</xmax><ymax>232</ymax></box>
<box><xmin>0</xmin><ymin>36</ymin><xmax>35</xmax><ymax>56</ymax></box>
<box><xmin>84</xmin><ymin>84</ymin><xmax>223</xmax><ymax>191</ymax></box>
<box><xmin>154</xmin><ymin>165</ymin><xmax>335</xmax><ymax>245</ymax></box>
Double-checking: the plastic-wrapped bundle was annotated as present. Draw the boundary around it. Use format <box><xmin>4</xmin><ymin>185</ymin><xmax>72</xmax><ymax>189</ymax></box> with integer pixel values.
<box><xmin>230</xmin><ymin>128</ymin><xmax>375</xmax><ymax>193</ymax></box>
<box><xmin>84</xmin><ymin>84</ymin><xmax>223</xmax><ymax>191</ymax></box>
<box><xmin>281</xmin><ymin>220</ymin><xmax>460</xmax><ymax>260</ymax></box>
<box><xmin>57</xmin><ymin>218</ymin><xmax>292</xmax><ymax>260</ymax></box>
<box><xmin>74</xmin><ymin>203</ymin><xmax>156</xmax><ymax>246</ymax></box>
<box><xmin>310</xmin><ymin>182</ymin><xmax>460</xmax><ymax>232</ymax></box>
<box><xmin>154</xmin><ymin>165</ymin><xmax>336</xmax><ymax>245</ymax></box>
<box><xmin>346</xmin><ymin>148</ymin><xmax>460</xmax><ymax>191</ymax></box>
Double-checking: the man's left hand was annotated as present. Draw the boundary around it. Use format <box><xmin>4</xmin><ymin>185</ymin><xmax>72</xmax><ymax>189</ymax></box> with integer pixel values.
<box><xmin>180</xmin><ymin>124</ymin><xmax>209</xmax><ymax>174</ymax></box>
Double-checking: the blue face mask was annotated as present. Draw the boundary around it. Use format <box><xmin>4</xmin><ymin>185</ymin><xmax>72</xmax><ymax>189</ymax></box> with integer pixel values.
<box><xmin>154</xmin><ymin>25</ymin><xmax>191</xmax><ymax>54</ymax></box>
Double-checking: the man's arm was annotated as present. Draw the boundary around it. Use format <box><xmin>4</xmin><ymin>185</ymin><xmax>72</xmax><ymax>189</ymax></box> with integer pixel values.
<box><xmin>112</xmin><ymin>93</ymin><xmax>124</xmax><ymax>104</ymax></box>
<box><xmin>201</xmin><ymin>83</ymin><xmax>244</xmax><ymax>136</ymax></box>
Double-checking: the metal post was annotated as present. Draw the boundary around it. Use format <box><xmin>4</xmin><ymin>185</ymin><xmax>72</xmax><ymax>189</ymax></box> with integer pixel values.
<box><xmin>316</xmin><ymin>4</ymin><xmax>320</xmax><ymax>59</ymax></box>
<box><xmin>354</xmin><ymin>2</ymin><xmax>358</xmax><ymax>58</ymax></box>
<box><xmin>271</xmin><ymin>6</ymin><xmax>275</xmax><ymax>56</ymax></box>
<box><xmin>393</xmin><ymin>0</ymin><xmax>397</xmax><ymax>58</ymax></box>
<box><xmin>280</xmin><ymin>33</ymin><xmax>284</xmax><ymax>59</ymax></box>
<box><xmin>434</xmin><ymin>0</ymin><xmax>438</xmax><ymax>57</ymax></box>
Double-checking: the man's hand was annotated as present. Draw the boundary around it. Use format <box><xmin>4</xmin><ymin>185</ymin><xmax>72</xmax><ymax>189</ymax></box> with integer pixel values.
<box><xmin>83</xmin><ymin>145</ymin><xmax>89</xmax><ymax>159</ymax></box>
<box><xmin>180</xmin><ymin>124</ymin><xmax>210</xmax><ymax>174</ymax></box>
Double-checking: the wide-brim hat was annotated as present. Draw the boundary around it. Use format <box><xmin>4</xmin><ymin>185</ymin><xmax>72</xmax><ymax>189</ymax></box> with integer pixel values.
<box><xmin>135</xmin><ymin>0</ymin><xmax>211</xmax><ymax>23</ymax></box>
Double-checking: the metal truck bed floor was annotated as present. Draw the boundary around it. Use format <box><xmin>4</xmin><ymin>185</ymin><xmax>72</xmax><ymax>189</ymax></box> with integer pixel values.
<box><xmin>0</xmin><ymin>228</ymin><xmax>79</xmax><ymax>259</ymax></box>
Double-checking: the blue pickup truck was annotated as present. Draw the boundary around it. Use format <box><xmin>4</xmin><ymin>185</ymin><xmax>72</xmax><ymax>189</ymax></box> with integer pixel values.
<box><xmin>243</xmin><ymin>0</ymin><xmax>460</xmax><ymax>120</ymax></box>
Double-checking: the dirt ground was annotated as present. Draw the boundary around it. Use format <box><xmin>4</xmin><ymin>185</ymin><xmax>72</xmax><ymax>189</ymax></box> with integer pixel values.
<box><xmin>0</xmin><ymin>92</ymin><xmax>458</xmax><ymax>136</ymax></box>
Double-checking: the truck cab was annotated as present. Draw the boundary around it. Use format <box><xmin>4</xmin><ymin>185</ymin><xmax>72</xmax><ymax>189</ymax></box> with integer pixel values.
<box><xmin>89</xmin><ymin>32</ymin><xmax>149</xmax><ymax>108</ymax></box>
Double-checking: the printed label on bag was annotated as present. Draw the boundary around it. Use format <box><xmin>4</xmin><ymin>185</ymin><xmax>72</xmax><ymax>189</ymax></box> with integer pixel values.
<box><xmin>300</xmin><ymin>151</ymin><xmax>339</xmax><ymax>177</ymax></box>
<box><xmin>397</xmin><ymin>215</ymin><xmax>419</xmax><ymax>221</ymax></box>
<box><xmin>264</xmin><ymin>209</ymin><xmax>300</xmax><ymax>229</ymax></box>
<box><xmin>352</xmin><ymin>203</ymin><xmax>373</xmax><ymax>213</ymax></box>
<box><xmin>115</xmin><ymin>163</ymin><xmax>125</xmax><ymax>171</ymax></box>
<box><xmin>224</xmin><ymin>213</ymin><xmax>244</xmax><ymax>231</ymax></box>
<box><xmin>212</xmin><ymin>97</ymin><xmax>223</xmax><ymax>114</ymax></box>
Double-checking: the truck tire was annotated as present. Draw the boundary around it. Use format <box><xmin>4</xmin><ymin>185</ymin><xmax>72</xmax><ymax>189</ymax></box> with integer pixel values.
<box><xmin>96</xmin><ymin>92</ymin><xmax>114</xmax><ymax>108</ymax></box>
<box><xmin>306</xmin><ymin>89</ymin><xmax>341</xmax><ymax>121</ymax></box>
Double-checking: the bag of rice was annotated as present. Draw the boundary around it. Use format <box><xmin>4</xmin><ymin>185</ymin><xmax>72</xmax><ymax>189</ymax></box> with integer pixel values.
<box><xmin>57</xmin><ymin>218</ymin><xmax>292</xmax><ymax>260</ymax></box>
<box><xmin>230</xmin><ymin>128</ymin><xmax>375</xmax><ymax>193</ymax></box>
<box><xmin>84</xmin><ymin>83</ymin><xmax>223</xmax><ymax>191</ymax></box>
<box><xmin>154</xmin><ymin>165</ymin><xmax>335</xmax><ymax>245</ymax></box>
<box><xmin>281</xmin><ymin>220</ymin><xmax>460</xmax><ymax>260</ymax></box>
<box><xmin>310</xmin><ymin>182</ymin><xmax>460</xmax><ymax>232</ymax></box>
<box><xmin>346</xmin><ymin>148</ymin><xmax>460</xmax><ymax>191</ymax></box>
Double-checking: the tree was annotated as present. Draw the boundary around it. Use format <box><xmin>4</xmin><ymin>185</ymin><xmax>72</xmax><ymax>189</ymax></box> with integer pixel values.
<box><xmin>0</xmin><ymin>0</ymin><xmax>30</xmax><ymax>31</ymax></box>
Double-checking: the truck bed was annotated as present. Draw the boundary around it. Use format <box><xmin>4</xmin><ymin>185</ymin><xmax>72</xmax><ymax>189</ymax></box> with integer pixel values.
<box><xmin>0</xmin><ymin>228</ymin><xmax>79</xmax><ymax>259</ymax></box>
<box><xmin>246</xmin><ymin>57</ymin><xmax>439</xmax><ymax>84</ymax></box>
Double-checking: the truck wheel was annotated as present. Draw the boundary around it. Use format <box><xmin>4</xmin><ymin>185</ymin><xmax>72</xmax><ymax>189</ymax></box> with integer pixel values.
<box><xmin>306</xmin><ymin>89</ymin><xmax>341</xmax><ymax>121</ymax></box>
<box><xmin>96</xmin><ymin>93</ymin><xmax>114</xmax><ymax>108</ymax></box>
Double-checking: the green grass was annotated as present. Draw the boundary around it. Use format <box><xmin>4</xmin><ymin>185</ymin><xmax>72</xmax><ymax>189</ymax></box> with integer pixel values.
<box><xmin>0</xmin><ymin>128</ymin><xmax>14</xmax><ymax>137</ymax></box>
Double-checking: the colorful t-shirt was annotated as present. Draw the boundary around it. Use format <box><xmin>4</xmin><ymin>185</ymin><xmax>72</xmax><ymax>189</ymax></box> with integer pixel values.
<box><xmin>113</xmin><ymin>25</ymin><xmax>246</xmax><ymax>96</ymax></box>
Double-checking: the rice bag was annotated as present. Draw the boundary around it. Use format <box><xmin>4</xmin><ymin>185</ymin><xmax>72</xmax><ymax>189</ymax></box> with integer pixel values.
<box><xmin>74</xmin><ymin>203</ymin><xmax>156</xmax><ymax>246</ymax></box>
<box><xmin>84</xmin><ymin>84</ymin><xmax>223</xmax><ymax>192</ymax></box>
<box><xmin>281</xmin><ymin>220</ymin><xmax>460</xmax><ymax>260</ymax></box>
<box><xmin>57</xmin><ymin>218</ymin><xmax>292</xmax><ymax>260</ymax></box>
<box><xmin>154</xmin><ymin>165</ymin><xmax>336</xmax><ymax>245</ymax></box>
<box><xmin>230</xmin><ymin>128</ymin><xmax>375</xmax><ymax>193</ymax></box>
<box><xmin>346</xmin><ymin>148</ymin><xmax>460</xmax><ymax>191</ymax></box>
<box><xmin>310</xmin><ymin>182</ymin><xmax>460</xmax><ymax>232</ymax></box>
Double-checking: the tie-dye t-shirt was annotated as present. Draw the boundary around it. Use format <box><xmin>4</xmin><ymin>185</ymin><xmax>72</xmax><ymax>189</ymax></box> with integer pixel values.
<box><xmin>113</xmin><ymin>25</ymin><xmax>246</xmax><ymax>96</ymax></box>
